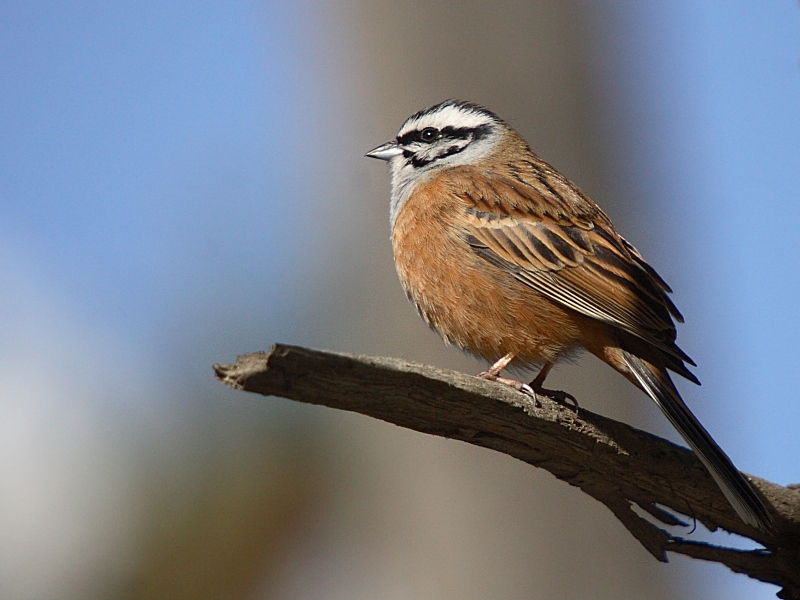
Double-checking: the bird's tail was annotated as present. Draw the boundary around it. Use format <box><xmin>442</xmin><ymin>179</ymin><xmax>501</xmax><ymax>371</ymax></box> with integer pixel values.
<box><xmin>620</xmin><ymin>350</ymin><xmax>774</xmax><ymax>533</ymax></box>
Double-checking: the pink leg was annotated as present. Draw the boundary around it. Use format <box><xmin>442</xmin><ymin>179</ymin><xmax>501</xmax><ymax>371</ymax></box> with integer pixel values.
<box><xmin>477</xmin><ymin>353</ymin><xmax>535</xmax><ymax>395</ymax></box>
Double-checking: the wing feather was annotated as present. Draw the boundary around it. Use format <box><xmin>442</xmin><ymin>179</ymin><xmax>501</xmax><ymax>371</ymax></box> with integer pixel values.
<box><xmin>459</xmin><ymin>167</ymin><xmax>694</xmax><ymax>368</ymax></box>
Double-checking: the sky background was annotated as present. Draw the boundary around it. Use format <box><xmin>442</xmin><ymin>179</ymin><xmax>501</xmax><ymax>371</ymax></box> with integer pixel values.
<box><xmin>1</xmin><ymin>2</ymin><xmax>798</xmax><ymax>599</ymax></box>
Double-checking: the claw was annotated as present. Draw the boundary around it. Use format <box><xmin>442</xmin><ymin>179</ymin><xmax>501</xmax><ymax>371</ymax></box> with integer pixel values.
<box><xmin>477</xmin><ymin>353</ymin><xmax>579</xmax><ymax>411</ymax></box>
<box><xmin>531</xmin><ymin>385</ymin><xmax>579</xmax><ymax>411</ymax></box>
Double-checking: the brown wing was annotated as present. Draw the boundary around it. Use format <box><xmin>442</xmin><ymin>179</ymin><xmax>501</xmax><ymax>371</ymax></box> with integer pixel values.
<box><xmin>456</xmin><ymin>164</ymin><xmax>696</xmax><ymax>373</ymax></box>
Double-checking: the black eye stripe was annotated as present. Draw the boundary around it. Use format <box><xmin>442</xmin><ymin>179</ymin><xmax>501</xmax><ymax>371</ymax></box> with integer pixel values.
<box><xmin>440</xmin><ymin>126</ymin><xmax>475</xmax><ymax>139</ymax></box>
<box><xmin>397</xmin><ymin>124</ymin><xmax>491</xmax><ymax>147</ymax></box>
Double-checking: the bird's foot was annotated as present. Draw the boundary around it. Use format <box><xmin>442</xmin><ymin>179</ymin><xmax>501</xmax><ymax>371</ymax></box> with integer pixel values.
<box><xmin>477</xmin><ymin>371</ymin><xmax>540</xmax><ymax>405</ymax></box>
<box><xmin>529</xmin><ymin>384</ymin><xmax>579</xmax><ymax>411</ymax></box>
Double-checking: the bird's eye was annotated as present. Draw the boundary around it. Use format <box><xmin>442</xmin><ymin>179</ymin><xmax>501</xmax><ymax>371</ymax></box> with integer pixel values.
<box><xmin>420</xmin><ymin>127</ymin><xmax>439</xmax><ymax>142</ymax></box>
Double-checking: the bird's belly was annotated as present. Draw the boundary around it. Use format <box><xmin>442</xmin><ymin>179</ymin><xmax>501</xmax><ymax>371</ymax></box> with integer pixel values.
<box><xmin>391</xmin><ymin>208</ymin><xmax>582</xmax><ymax>367</ymax></box>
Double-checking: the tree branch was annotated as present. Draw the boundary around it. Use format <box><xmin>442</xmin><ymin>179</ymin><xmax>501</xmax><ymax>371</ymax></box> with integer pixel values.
<box><xmin>213</xmin><ymin>344</ymin><xmax>800</xmax><ymax>598</ymax></box>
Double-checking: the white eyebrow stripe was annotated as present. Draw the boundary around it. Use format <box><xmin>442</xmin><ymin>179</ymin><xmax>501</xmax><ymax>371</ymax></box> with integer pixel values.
<box><xmin>398</xmin><ymin>103</ymin><xmax>496</xmax><ymax>137</ymax></box>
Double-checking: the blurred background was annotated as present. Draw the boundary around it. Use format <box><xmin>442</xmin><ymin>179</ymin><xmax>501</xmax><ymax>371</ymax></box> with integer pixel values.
<box><xmin>1</xmin><ymin>1</ymin><xmax>798</xmax><ymax>598</ymax></box>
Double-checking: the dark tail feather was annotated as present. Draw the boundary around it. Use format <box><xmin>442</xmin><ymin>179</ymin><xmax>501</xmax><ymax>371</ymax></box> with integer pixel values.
<box><xmin>621</xmin><ymin>351</ymin><xmax>774</xmax><ymax>533</ymax></box>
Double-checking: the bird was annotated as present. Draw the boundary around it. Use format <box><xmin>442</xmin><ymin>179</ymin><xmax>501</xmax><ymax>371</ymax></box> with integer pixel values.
<box><xmin>366</xmin><ymin>99</ymin><xmax>774</xmax><ymax>533</ymax></box>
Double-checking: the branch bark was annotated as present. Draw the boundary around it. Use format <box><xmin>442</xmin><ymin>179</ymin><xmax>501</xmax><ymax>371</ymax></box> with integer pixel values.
<box><xmin>214</xmin><ymin>344</ymin><xmax>800</xmax><ymax>598</ymax></box>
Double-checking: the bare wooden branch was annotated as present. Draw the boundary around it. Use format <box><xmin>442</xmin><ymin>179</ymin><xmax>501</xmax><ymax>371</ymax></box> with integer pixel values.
<box><xmin>214</xmin><ymin>344</ymin><xmax>800</xmax><ymax>598</ymax></box>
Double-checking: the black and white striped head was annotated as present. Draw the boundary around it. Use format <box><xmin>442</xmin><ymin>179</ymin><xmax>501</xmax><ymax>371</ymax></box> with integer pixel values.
<box><xmin>367</xmin><ymin>100</ymin><xmax>506</xmax><ymax>226</ymax></box>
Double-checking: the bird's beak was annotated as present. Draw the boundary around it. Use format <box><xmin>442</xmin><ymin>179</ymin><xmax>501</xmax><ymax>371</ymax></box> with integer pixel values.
<box><xmin>366</xmin><ymin>140</ymin><xmax>403</xmax><ymax>161</ymax></box>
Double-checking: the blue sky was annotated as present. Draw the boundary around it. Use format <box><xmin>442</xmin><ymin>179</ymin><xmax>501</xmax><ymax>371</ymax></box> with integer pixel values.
<box><xmin>619</xmin><ymin>2</ymin><xmax>800</xmax><ymax>482</ymax></box>
<box><xmin>0</xmin><ymin>2</ymin><xmax>321</xmax><ymax>342</ymax></box>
